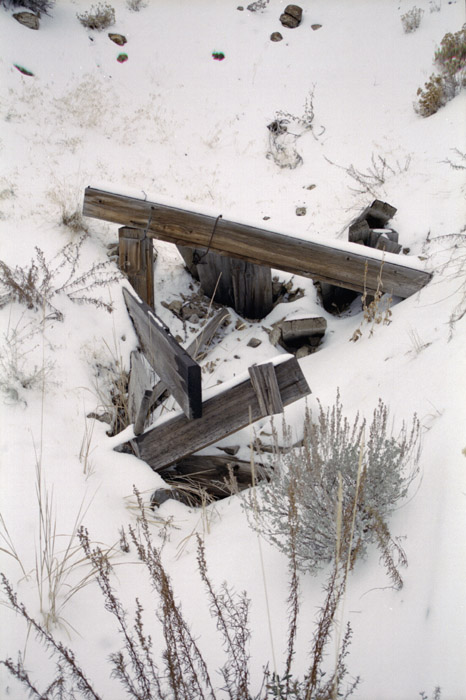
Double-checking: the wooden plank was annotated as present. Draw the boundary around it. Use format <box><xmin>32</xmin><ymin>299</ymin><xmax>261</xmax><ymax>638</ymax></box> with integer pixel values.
<box><xmin>127</xmin><ymin>350</ymin><xmax>159</xmax><ymax>423</ymax></box>
<box><xmin>130</xmin><ymin>308</ymin><xmax>230</xmax><ymax>435</ymax></box>
<box><xmin>134</xmin><ymin>389</ymin><xmax>153</xmax><ymax>436</ymax></box>
<box><xmin>123</xmin><ymin>288</ymin><xmax>202</xmax><ymax>420</ymax></box>
<box><xmin>248</xmin><ymin>363</ymin><xmax>284</xmax><ymax>415</ymax></box>
<box><xmin>149</xmin><ymin>307</ymin><xmax>230</xmax><ymax>409</ymax></box>
<box><xmin>83</xmin><ymin>187</ymin><xmax>432</xmax><ymax>298</ymax></box>
<box><xmin>119</xmin><ymin>227</ymin><xmax>154</xmax><ymax>307</ymax></box>
<box><xmin>128</xmin><ymin>355</ymin><xmax>310</xmax><ymax>471</ymax></box>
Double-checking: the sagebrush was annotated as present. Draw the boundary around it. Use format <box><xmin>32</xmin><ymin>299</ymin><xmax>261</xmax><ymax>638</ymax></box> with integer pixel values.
<box><xmin>0</xmin><ymin>315</ymin><xmax>54</xmax><ymax>405</ymax></box>
<box><xmin>245</xmin><ymin>392</ymin><xmax>420</xmax><ymax>587</ymax></box>
<box><xmin>416</xmin><ymin>24</ymin><xmax>466</xmax><ymax>116</ymax></box>
<box><xmin>77</xmin><ymin>2</ymin><xmax>115</xmax><ymax>30</ymax></box>
<box><xmin>0</xmin><ymin>235</ymin><xmax>120</xmax><ymax>322</ymax></box>
<box><xmin>401</xmin><ymin>7</ymin><xmax>423</xmax><ymax>33</ymax></box>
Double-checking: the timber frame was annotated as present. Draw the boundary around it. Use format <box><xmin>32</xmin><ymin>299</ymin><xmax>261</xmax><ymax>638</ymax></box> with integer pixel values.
<box><xmin>83</xmin><ymin>186</ymin><xmax>432</xmax><ymax>298</ymax></box>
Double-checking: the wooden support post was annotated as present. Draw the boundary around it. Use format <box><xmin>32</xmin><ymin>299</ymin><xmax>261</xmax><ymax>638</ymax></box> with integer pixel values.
<box><xmin>248</xmin><ymin>363</ymin><xmax>284</xmax><ymax>415</ymax></box>
<box><xmin>84</xmin><ymin>187</ymin><xmax>432</xmax><ymax>298</ymax></box>
<box><xmin>119</xmin><ymin>227</ymin><xmax>154</xmax><ymax>307</ymax></box>
<box><xmin>125</xmin><ymin>355</ymin><xmax>310</xmax><ymax>472</ymax></box>
<box><xmin>123</xmin><ymin>288</ymin><xmax>202</xmax><ymax>420</ymax></box>
<box><xmin>183</xmin><ymin>249</ymin><xmax>273</xmax><ymax>319</ymax></box>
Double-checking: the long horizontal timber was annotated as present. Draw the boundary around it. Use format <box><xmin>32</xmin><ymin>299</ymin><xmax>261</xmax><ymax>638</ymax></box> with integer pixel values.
<box><xmin>127</xmin><ymin>355</ymin><xmax>310</xmax><ymax>472</ymax></box>
<box><xmin>123</xmin><ymin>288</ymin><xmax>202</xmax><ymax>420</ymax></box>
<box><xmin>83</xmin><ymin>187</ymin><xmax>432</xmax><ymax>298</ymax></box>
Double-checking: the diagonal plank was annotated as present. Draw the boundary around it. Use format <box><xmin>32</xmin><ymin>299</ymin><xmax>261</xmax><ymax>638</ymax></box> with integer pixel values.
<box><xmin>123</xmin><ymin>288</ymin><xmax>202</xmax><ymax>420</ymax></box>
<box><xmin>83</xmin><ymin>187</ymin><xmax>432</xmax><ymax>298</ymax></box>
<box><xmin>127</xmin><ymin>355</ymin><xmax>310</xmax><ymax>472</ymax></box>
<box><xmin>129</xmin><ymin>308</ymin><xmax>231</xmax><ymax>434</ymax></box>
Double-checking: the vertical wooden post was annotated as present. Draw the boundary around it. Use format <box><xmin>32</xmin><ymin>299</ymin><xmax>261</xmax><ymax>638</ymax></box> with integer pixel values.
<box><xmin>177</xmin><ymin>247</ymin><xmax>273</xmax><ymax>320</ymax></box>
<box><xmin>119</xmin><ymin>227</ymin><xmax>154</xmax><ymax>307</ymax></box>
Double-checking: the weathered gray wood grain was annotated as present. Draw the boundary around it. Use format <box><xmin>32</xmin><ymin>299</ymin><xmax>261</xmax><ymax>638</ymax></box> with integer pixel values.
<box><xmin>119</xmin><ymin>227</ymin><xmax>154</xmax><ymax>307</ymax></box>
<box><xmin>248</xmin><ymin>363</ymin><xmax>284</xmax><ymax>415</ymax></box>
<box><xmin>83</xmin><ymin>187</ymin><xmax>431</xmax><ymax>297</ymax></box>
<box><xmin>123</xmin><ymin>288</ymin><xmax>202</xmax><ymax>420</ymax></box>
<box><xmin>129</xmin><ymin>355</ymin><xmax>310</xmax><ymax>471</ymax></box>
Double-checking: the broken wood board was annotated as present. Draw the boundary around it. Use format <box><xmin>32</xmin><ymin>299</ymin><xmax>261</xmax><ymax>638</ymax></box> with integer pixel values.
<box><xmin>123</xmin><ymin>288</ymin><xmax>202</xmax><ymax>420</ymax></box>
<box><xmin>83</xmin><ymin>187</ymin><xmax>432</xmax><ymax>298</ymax></box>
<box><xmin>128</xmin><ymin>307</ymin><xmax>230</xmax><ymax>431</ymax></box>
<box><xmin>248</xmin><ymin>363</ymin><xmax>284</xmax><ymax>415</ymax></box>
<box><xmin>127</xmin><ymin>350</ymin><xmax>159</xmax><ymax>424</ymax></box>
<box><xmin>126</xmin><ymin>354</ymin><xmax>310</xmax><ymax>472</ymax></box>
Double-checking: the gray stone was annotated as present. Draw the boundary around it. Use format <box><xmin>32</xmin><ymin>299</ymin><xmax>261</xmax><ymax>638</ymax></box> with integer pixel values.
<box><xmin>270</xmin><ymin>31</ymin><xmax>283</xmax><ymax>42</ymax></box>
<box><xmin>247</xmin><ymin>337</ymin><xmax>262</xmax><ymax>348</ymax></box>
<box><xmin>311</xmin><ymin>24</ymin><xmax>322</xmax><ymax>30</ymax></box>
<box><xmin>295</xmin><ymin>206</ymin><xmax>307</xmax><ymax>216</ymax></box>
<box><xmin>13</xmin><ymin>12</ymin><xmax>39</xmax><ymax>30</ymax></box>
<box><xmin>284</xmin><ymin>4</ymin><xmax>303</xmax><ymax>20</ymax></box>
<box><xmin>280</xmin><ymin>5</ymin><xmax>303</xmax><ymax>28</ymax></box>
<box><xmin>295</xmin><ymin>345</ymin><xmax>313</xmax><ymax>359</ymax></box>
<box><xmin>167</xmin><ymin>300</ymin><xmax>183</xmax><ymax>316</ymax></box>
<box><xmin>108</xmin><ymin>33</ymin><xmax>127</xmax><ymax>46</ymax></box>
<box><xmin>217</xmin><ymin>445</ymin><xmax>240</xmax><ymax>455</ymax></box>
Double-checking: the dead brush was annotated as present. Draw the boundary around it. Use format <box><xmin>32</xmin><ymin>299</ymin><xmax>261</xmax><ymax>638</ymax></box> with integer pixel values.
<box><xmin>325</xmin><ymin>154</ymin><xmax>411</xmax><ymax>199</ymax></box>
<box><xmin>350</xmin><ymin>261</ymin><xmax>393</xmax><ymax>342</ymax></box>
<box><xmin>0</xmin><ymin>235</ymin><xmax>120</xmax><ymax>322</ymax></box>
<box><xmin>1</xmin><ymin>485</ymin><xmax>361</xmax><ymax>698</ymax></box>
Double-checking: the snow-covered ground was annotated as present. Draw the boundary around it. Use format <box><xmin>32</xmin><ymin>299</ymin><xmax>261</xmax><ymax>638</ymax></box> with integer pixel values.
<box><xmin>1</xmin><ymin>0</ymin><xmax>465</xmax><ymax>697</ymax></box>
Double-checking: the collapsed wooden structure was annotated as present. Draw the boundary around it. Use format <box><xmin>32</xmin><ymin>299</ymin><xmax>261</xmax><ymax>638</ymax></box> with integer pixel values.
<box><xmin>82</xmin><ymin>187</ymin><xmax>433</xmax><ymax>502</ymax></box>
<box><xmin>118</xmin><ymin>287</ymin><xmax>310</xmax><ymax>498</ymax></box>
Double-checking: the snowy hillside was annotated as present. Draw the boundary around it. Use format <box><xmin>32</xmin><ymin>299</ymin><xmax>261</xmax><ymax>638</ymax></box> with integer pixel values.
<box><xmin>1</xmin><ymin>0</ymin><xmax>465</xmax><ymax>698</ymax></box>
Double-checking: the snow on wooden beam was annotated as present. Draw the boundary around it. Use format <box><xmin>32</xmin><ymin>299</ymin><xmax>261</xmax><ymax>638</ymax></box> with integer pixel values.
<box><xmin>127</xmin><ymin>355</ymin><xmax>310</xmax><ymax>472</ymax></box>
<box><xmin>83</xmin><ymin>187</ymin><xmax>432</xmax><ymax>298</ymax></box>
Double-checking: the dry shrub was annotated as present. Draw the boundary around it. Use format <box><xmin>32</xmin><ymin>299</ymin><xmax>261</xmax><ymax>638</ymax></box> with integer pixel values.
<box><xmin>416</xmin><ymin>24</ymin><xmax>466</xmax><ymax>117</ymax></box>
<box><xmin>245</xmin><ymin>392</ymin><xmax>420</xmax><ymax>587</ymax></box>
<box><xmin>77</xmin><ymin>2</ymin><xmax>115</xmax><ymax>30</ymax></box>
<box><xmin>0</xmin><ymin>236</ymin><xmax>120</xmax><ymax>322</ymax></box>
<box><xmin>401</xmin><ymin>7</ymin><xmax>423</xmax><ymax>33</ymax></box>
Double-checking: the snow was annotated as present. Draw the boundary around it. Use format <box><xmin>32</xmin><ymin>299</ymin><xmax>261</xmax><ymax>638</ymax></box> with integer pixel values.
<box><xmin>1</xmin><ymin>0</ymin><xmax>465</xmax><ymax>698</ymax></box>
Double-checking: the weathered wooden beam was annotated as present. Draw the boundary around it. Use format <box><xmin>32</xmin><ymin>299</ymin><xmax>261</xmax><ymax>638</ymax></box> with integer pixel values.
<box><xmin>123</xmin><ymin>288</ymin><xmax>202</xmax><ymax>420</ymax></box>
<box><xmin>248</xmin><ymin>363</ymin><xmax>284</xmax><ymax>415</ymax></box>
<box><xmin>127</xmin><ymin>355</ymin><xmax>310</xmax><ymax>472</ymax></box>
<box><xmin>83</xmin><ymin>187</ymin><xmax>432</xmax><ymax>298</ymax></box>
<box><xmin>119</xmin><ymin>227</ymin><xmax>154</xmax><ymax>307</ymax></box>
